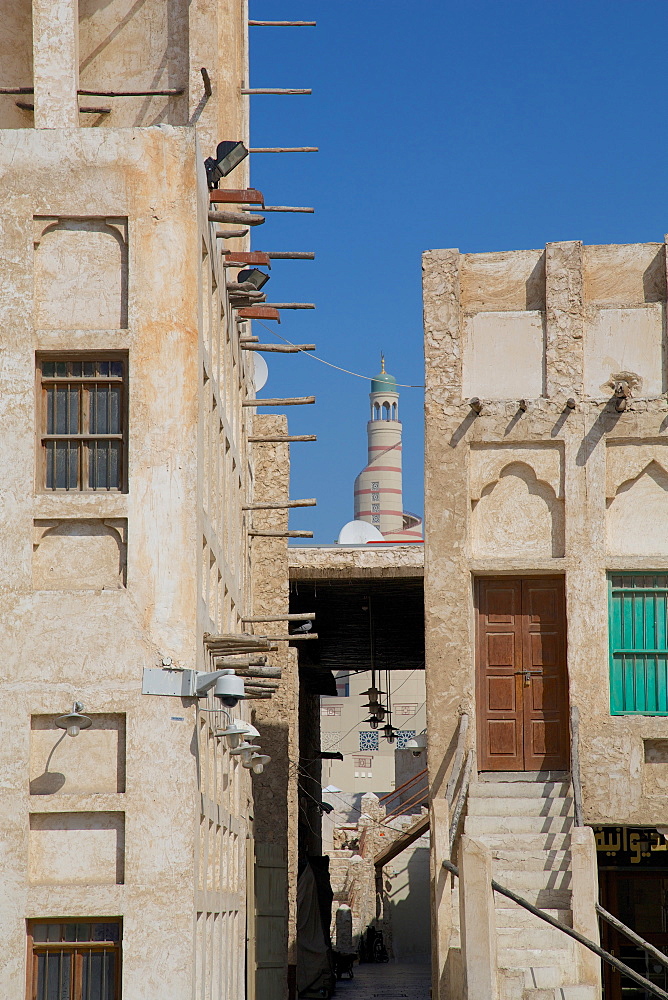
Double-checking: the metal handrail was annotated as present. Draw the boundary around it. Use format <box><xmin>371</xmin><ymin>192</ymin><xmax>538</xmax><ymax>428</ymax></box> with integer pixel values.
<box><xmin>570</xmin><ymin>705</ymin><xmax>584</xmax><ymax>826</ymax></box>
<box><xmin>379</xmin><ymin>768</ymin><xmax>427</xmax><ymax>805</ymax></box>
<box><xmin>442</xmin><ymin>858</ymin><xmax>668</xmax><ymax>1000</ymax></box>
<box><xmin>596</xmin><ymin>902</ymin><xmax>668</xmax><ymax>972</ymax></box>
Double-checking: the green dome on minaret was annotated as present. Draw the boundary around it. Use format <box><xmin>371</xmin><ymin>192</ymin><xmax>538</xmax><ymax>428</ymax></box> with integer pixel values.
<box><xmin>371</xmin><ymin>354</ymin><xmax>398</xmax><ymax>393</ymax></box>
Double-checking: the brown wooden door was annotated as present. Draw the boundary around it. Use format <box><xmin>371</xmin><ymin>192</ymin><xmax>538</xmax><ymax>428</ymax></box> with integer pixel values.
<box><xmin>477</xmin><ymin>577</ymin><xmax>569</xmax><ymax>771</ymax></box>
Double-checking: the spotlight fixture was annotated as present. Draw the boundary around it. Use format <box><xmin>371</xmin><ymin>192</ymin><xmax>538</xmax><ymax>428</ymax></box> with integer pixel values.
<box><xmin>214</xmin><ymin>722</ymin><xmax>249</xmax><ymax>748</ymax></box>
<box><xmin>236</xmin><ymin>268</ymin><xmax>270</xmax><ymax>290</ymax></box>
<box><xmin>229</xmin><ymin>740</ymin><xmax>261</xmax><ymax>757</ymax></box>
<box><xmin>55</xmin><ymin>702</ymin><xmax>92</xmax><ymax>739</ymax></box>
<box><xmin>204</xmin><ymin>141</ymin><xmax>249</xmax><ymax>188</ymax></box>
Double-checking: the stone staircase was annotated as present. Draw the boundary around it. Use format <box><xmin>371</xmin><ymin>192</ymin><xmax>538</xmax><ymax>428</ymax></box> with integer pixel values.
<box><xmin>464</xmin><ymin>774</ymin><xmax>598</xmax><ymax>1000</ymax></box>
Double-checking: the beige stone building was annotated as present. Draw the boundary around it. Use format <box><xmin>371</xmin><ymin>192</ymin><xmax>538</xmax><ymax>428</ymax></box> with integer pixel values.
<box><xmin>423</xmin><ymin>239</ymin><xmax>668</xmax><ymax>1000</ymax></box>
<box><xmin>0</xmin><ymin>4</ymin><xmax>305</xmax><ymax>1000</ymax></box>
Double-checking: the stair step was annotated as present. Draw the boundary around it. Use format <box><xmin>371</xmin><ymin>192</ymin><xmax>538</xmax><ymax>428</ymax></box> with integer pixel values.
<box><xmin>496</xmin><ymin>908</ymin><xmax>573</xmax><ymax>930</ymax></box>
<box><xmin>490</xmin><ymin>849</ymin><xmax>571</xmax><ymax>871</ymax></box>
<box><xmin>480</xmin><ymin>833</ymin><xmax>572</xmax><ymax>852</ymax></box>
<box><xmin>468</xmin><ymin>796</ymin><xmax>574</xmax><ymax>817</ymax></box>
<box><xmin>470</xmin><ymin>781</ymin><xmax>571</xmax><ymax>799</ymax></box>
<box><xmin>523</xmin><ymin>989</ymin><xmax>598</xmax><ymax>1000</ymax></box>
<box><xmin>499</xmin><ymin>925</ymin><xmax>576</xmax><ymax>951</ymax></box>
<box><xmin>496</xmin><ymin>887</ymin><xmax>572</xmax><ymax>908</ymax></box>
<box><xmin>466</xmin><ymin>815</ymin><xmax>574</xmax><ymax>835</ymax></box>
<box><xmin>493</xmin><ymin>868</ymin><xmax>572</xmax><ymax>890</ymax></box>
<box><xmin>501</xmin><ymin>948</ymin><xmax>574</xmax><ymax>976</ymax></box>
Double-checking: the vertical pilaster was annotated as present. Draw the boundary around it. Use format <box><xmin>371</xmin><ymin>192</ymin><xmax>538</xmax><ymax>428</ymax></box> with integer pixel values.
<box><xmin>571</xmin><ymin>826</ymin><xmax>603</xmax><ymax>992</ymax></box>
<box><xmin>430</xmin><ymin>798</ymin><xmax>451</xmax><ymax>1000</ymax></box>
<box><xmin>545</xmin><ymin>241</ymin><xmax>584</xmax><ymax>399</ymax></box>
<box><xmin>459</xmin><ymin>835</ymin><xmax>499</xmax><ymax>1000</ymax></box>
<box><xmin>32</xmin><ymin>0</ymin><xmax>79</xmax><ymax>128</ymax></box>
<box><xmin>422</xmin><ymin>249</ymin><xmax>462</xmax><ymax>403</ymax></box>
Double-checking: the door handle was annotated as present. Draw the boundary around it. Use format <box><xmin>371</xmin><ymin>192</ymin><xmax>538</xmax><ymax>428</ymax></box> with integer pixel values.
<box><xmin>515</xmin><ymin>669</ymin><xmax>543</xmax><ymax>686</ymax></box>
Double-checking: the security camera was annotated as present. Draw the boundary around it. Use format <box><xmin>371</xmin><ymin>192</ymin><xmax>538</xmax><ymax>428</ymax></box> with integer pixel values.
<box><xmin>195</xmin><ymin>669</ymin><xmax>246</xmax><ymax>708</ymax></box>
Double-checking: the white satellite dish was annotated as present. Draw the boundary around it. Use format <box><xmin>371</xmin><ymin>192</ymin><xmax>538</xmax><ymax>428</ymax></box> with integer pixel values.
<box><xmin>337</xmin><ymin>520</ymin><xmax>385</xmax><ymax>545</ymax></box>
<box><xmin>253</xmin><ymin>354</ymin><xmax>269</xmax><ymax>392</ymax></box>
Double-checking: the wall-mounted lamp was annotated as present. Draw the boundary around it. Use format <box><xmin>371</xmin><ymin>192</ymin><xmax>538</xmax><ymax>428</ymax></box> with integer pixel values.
<box><xmin>55</xmin><ymin>702</ymin><xmax>92</xmax><ymax>739</ymax></box>
<box><xmin>245</xmin><ymin>753</ymin><xmax>271</xmax><ymax>774</ymax></box>
<box><xmin>404</xmin><ymin>732</ymin><xmax>427</xmax><ymax>758</ymax></box>
<box><xmin>215</xmin><ymin>723</ymin><xmax>249</xmax><ymax>748</ymax></box>
<box><xmin>236</xmin><ymin>268</ymin><xmax>270</xmax><ymax>290</ymax></box>
<box><xmin>205</xmin><ymin>140</ymin><xmax>249</xmax><ymax>188</ymax></box>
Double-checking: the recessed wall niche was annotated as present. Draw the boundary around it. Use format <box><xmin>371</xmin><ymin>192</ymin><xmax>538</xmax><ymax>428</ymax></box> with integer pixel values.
<box><xmin>470</xmin><ymin>444</ymin><xmax>564</xmax><ymax>558</ymax></box>
<box><xmin>607</xmin><ymin>441</ymin><xmax>668</xmax><ymax>556</ymax></box>
<box><xmin>33</xmin><ymin>217</ymin><xmax>128</xmax><ymax>329</ymax></box>
<box><xmin>30</xmin><ymin>713</ymin><xmax>126</xmax><ymax>795</ymax></box>
<box><xmin>33</xmin><ymin>518</ymin><xmax>127</xmax><ymax>590</ymax></box>
<box><xmin>29</xmin><ymin>812</ymin><xmax>125</xmax><ymax>884</ymax></box>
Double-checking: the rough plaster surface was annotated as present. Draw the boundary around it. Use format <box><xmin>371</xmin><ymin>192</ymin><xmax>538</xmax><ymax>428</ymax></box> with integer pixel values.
<box><xmin>289</xmin><ymin>544</ymin><xmax>424</xmax><ymax>580</ymax></box>
<box><xmin>463</xmin><ymin>311</ymin><xmax>545</xmax><ymax>400</ymax></box>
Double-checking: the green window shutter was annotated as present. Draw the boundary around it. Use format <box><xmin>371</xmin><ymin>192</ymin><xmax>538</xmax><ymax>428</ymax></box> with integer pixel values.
<box><xmin>609</xmin><ymin>574</ymin><xmax>668</xmax><ymax>715</ymax></box>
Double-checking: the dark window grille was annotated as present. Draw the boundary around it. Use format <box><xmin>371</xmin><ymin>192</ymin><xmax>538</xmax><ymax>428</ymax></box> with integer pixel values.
<box><xmin>39</xmin><ymin>358</ymin><xmax>126</xmax><ymax>491</ymax></box>
<box><xmin>27</xmin><ymin>919</ymin><xmax>122</xmax><ymax>1000</ymax></box>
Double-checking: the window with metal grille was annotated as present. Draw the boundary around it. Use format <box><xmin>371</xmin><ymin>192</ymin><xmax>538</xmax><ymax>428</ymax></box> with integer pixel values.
<box><xmin>27</xmin><ymin>919</ymin><xmax>121</xmax><ymax>1000</ymax></box>
<box><xmin>39</xmin><ymin>357</ymin><xmax>127</xmax><ymax>491</ymax></box>
<box><xmin>609</xmin><ymin>574</ymin><xmax>668</xmax><ymax>714</ymax></box>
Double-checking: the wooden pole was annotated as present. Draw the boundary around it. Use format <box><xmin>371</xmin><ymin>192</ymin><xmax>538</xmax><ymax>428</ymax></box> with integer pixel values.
<box><xmin>243</xmin><ymin>499</ymin><xmax>316</xmax><ymax>510</ymax></box>
<box><xmin>208</xmin><ymin>210</ymin><xmax>264</xmax><ymax>226</ymax></box>
<box><xmin>241</xmin><ymin>344</ymin><xmax>315</xmax><ymax>353</ymax></box>
<box><xmin>78</xmin><ymin>88</ymin><xmax>184</xmax><ymax>96</ymax></box>
<box><xmin>233</xmin><ymin>667</ymin><xmax>283</xmax><ymax>679</ymax></box>
<box><xmin>243</xmin><ymin>396</ymin><xmax>315</xmax><ymax>407</ymax></box>
<box><xmin>264</xmin><ymin>303</ymin><xmax>315</xmax><ymax>310</ymax></box>
<box><xmin>249</xmin><ymin>530</ymin><xmax>314</xmax><ymax>538</ymax></box>
<box><xmin>248</xmin><ymin>20</ymin><xmax>316</xmax><ymax>26</ymax></box>
<box><xmin>260</xmin><ymin>206</ymin><xmax>314</xmax><ymax>214</ymax></box>
<box><xmin>242</xmin><ymin>614</ymin><xmax>315</xmax><ymax>623</ymax></box>
<box><xmin>242</xmin><ymin>88</ymin><xmax>311</xmax><ymax>95</ymax></box>
<box><xmin>0</xmin><ymin>87</ymin><xmax>34</xmax><ymax>94</ymax></box>
<box><xmin>201</xmin><ymin>67</ymin><xmax>212</xmax><ymax>97</ymax></box>
<box><xmin>266</xmin><ymin>252</ymin><xmax>315</xmax><ymax>259</ymax></box>
<box><xmin>248</xmin><ymin>147</ymin><xmax>318</xmax><ymax>153</ymax></box>
<box><xmin>249</xmin><ymin>435</ymin><xmax>316</xmax><ymax>442</ymax></box>
<box><xmin>215</xmin><ymin>229</ymin><xmax>249</xmax><ymax>239</ymax></box>
<box><xmin>269</xmin><ymin>634</ymin><xmax>318</xmax><ymax>641</ymax></box>
<box><xmin>239</xmin><ymin>336</ymin><xmax>260</xmax><ymax>342</ymax></box>
<box><xmin>211</xmin><ymin>656</ymin><xmax>267</xmax><ymax>667</ymax></box>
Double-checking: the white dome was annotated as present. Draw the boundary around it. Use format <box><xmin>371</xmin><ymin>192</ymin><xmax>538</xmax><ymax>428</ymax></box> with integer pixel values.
<box><xmin>337</xmin><ymin>520</ymin><xmax>385</xmax><ymax>544</ymax></box>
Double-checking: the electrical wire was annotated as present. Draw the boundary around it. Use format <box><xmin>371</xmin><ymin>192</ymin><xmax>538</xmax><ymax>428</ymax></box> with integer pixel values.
<box><xmin>254</xmin><ymin>319</ymin><xmax>425</xmax><ymax>388</ymax></box>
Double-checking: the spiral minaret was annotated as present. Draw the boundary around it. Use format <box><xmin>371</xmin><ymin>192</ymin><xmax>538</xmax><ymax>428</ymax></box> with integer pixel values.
<box><xmin>353</xmin><ymin>357</ymin><xmax>423</xmax><ymax>541</ymax></box>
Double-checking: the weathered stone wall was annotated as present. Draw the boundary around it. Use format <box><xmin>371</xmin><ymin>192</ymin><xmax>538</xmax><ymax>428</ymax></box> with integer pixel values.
<box><xmin>423</xmin><ymin>238</ymin><xmax>668</xmax><ymax>822</ymax></box>
<box><xmin>0</xmin><ymin>124</ymin><xmax>256</xmax><ymax>1000</ymax></box>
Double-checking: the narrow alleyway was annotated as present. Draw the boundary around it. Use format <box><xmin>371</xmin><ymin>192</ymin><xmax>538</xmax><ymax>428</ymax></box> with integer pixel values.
<box><xmin>335</xmin><ymin>962</ymin><xmax>431</xmax><ymax>1000</ymax></box>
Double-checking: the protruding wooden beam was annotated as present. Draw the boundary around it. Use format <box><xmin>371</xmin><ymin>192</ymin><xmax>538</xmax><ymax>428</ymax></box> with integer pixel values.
<box><xmin>242</xmin><ymin>88</ymin><xmax>311</xmax><ymax>95</ymax></box>
<box><xmin>209</xmin><ymin>210</ymin><xmax>264</xmax><ymax>226</ymax></box>
<box><xmin>222</xmin><ymin>251</ymin><xmax>271</xmax><ymax>266</ymax></box>
<box><xmin>216</xmin><ymin>229</ymin><xmax>249</xmax><ymax>239</ymax></box>
<box><xmin>0</xmin><ymin>87</ymin><xmax>33</xmax><ymax>94</ymax></box>
<box><xmin>243</xmin><ymin>396</ymin><xmax>315</xmax><ymax>407</ymax></box>
<box><xmin>249</xmin><ymin>530</ymin><xmax>314</xmax><ymax>538</ymax></box>
<box><xmin>266</xmin><ymin>252</ymin><xmax>315</xmax><ymax>260</ymax></box>
<box><xmin>260</xmin><ymin>206</ymin><xmax>314</xmax><ymax>214</ymax></box>
<box><xmin>240</xmin><ymin>336</ymin><xmax>260</xmax><ymax>342</ymax></box>
<box><xmin>248</xmin><ymin>20</ymin><xmax>316</xmax><ymax>26</ymax></box>
<box><xmin>243</xmin><ymin>499</ymin><xmax>316</xmax><ymax>510</ymax></box>
<box><xmin>201</xmin><ymin>67</ymin><xmax>212</xmax><ymax>98</ymax></box>
<box><xmin>274</xmin><ymin>634</ymin><xmax>319</xmax><ymax>641</ymax></box>
<box><xmin>234</xmin><ymin>667</ymin><xmax>282</xmax><ymax>679</ymax></box>
<box><xmin>210</xmin><ymin>188</ymin><xmax>264</xmax><ymax>205</ymax></box>
<box><xmin>241</xmin><ymin>344</ymin><xmax>315</xmax><ymax>353</ymax></box>
<box><xmin>211</xmin><ymin>655</ymin><xmax>268</xmax><ymax>667</ymax></box>
<box><xmin>237</xmin><ymin>307</ymin><xmax>281</xmax><ymax>321</ymax></box>
<box><xmin>264</xmin><ymin>303</ymin><xmax>315</xmax><ymax>310</ymax></box>
<box><xmin>78</xmin><ymin>88</ymin><xmax>185</xmax><ymax>96</ymax></box>
<box><xmin>249</xmin><ymin>435</ymin><xmax>317</xmax><ymax>442</ymax></box>
<box><xmin>249</xmin><ymin>147</ymin><xmax>318</xmax><ymax>153</ymax></box>
<box><xmin>242</xmin><ymin>614</ymin><xmax>315</xmax><ymax>623</ymax></box>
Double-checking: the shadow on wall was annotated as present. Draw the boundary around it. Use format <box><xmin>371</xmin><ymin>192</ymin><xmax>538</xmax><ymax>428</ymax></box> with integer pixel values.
<box><xmin>386</xmin><ymin>844</ymin><xmax>431</xmax><ymax>963</ymax></box>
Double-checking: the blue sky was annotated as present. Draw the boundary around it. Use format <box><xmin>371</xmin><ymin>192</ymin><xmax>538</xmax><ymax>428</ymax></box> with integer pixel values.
<box><xmin>247</xmin><ymin>0</ymin><xmax>668</xmax><ymax>542</ymax></box>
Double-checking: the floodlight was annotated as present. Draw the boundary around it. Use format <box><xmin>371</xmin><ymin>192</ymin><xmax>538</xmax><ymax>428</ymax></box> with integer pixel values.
<box><xmin>55</xmin><ymin>702</ymin><xmax>92</xmax><ymax>739</ymax></box>
<box><xmin>204</xmin><ymin>141</ymin><xmax>249</xmax><ymax>188</ymax></box>
<box><xmin>236</xmin><ymin>268</ymin><xmax>270</xmax><ymax>290</ymax></box>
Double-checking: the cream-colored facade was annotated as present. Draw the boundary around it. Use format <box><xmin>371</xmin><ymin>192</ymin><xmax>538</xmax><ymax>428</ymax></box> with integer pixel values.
<box><xmin>0</xmin><ymin>4</ymin><xmax>301</xmax><ymax>1000</ymax></box>
<box><xmin>320</xmin><ymin>668</ymin><xmax>426</xmax><ymax>795</ymax></box>
<box><xmin>423</xmin><ymin>239</ymin><xmax>668</xmax><ymax>999</ymax></box>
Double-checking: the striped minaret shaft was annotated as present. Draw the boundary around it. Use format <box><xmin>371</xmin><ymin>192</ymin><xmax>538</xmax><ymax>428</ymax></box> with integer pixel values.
<box><xmin>354</xmin><ymin>359</ymin><xmax>404</xmax><ymax>536</ymax></box>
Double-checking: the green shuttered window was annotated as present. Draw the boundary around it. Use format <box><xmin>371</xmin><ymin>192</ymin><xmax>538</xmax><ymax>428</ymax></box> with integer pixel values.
<box><xmin>609</xmin><ymin>574</ymin><xmax>668</xmax><ymax>714</ymax></box>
